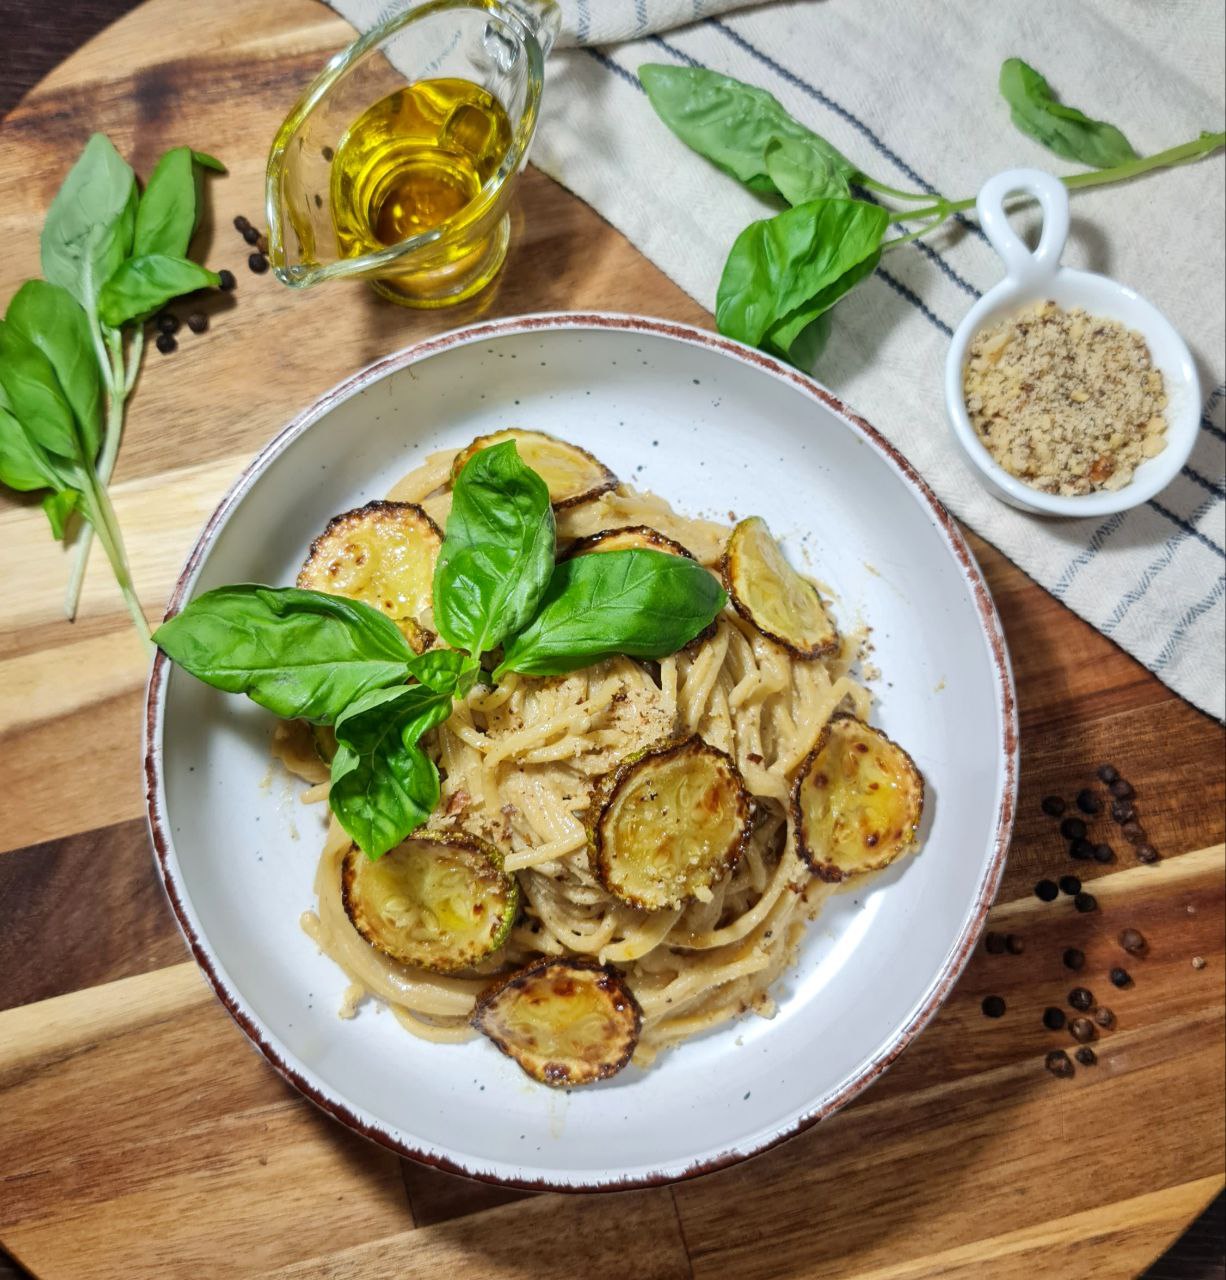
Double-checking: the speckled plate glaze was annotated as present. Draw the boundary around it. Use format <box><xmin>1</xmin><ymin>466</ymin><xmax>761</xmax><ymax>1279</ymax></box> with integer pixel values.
<box><xmin>146</xmin><ymin>313</ymin><xmax>1017</xmax><ymax>1191</ymax></box>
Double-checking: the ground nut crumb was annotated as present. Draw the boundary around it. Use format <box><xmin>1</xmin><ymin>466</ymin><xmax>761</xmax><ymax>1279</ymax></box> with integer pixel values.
<box><xmin>963</xmin><ymin>301</ymin><xmax>1168</xmax><ymax>497</ymax></box>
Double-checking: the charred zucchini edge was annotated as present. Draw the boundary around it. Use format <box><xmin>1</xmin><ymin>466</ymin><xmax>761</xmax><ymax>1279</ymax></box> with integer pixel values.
<box><xmin>563</xmin><ymin>524</ymin><xmax>697</xmax><ymax>561</ymax></box>
<box><xmin>450</xmin><ymin>429</ymin><xmax>618</xmax><ymax>510</ymax></box>
<box><xmin>790</xmin><ymin>713</ymin><xmax>925</xmax><ymax>884</ymax></box>
<box><xmin>297</xmin><ymin>499</ymin><xmax>443</xmax><ymax>583</ymax></box>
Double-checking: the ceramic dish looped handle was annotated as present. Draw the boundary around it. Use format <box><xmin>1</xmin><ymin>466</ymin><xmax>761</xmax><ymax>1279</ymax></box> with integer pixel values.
<box><xmin>976</xmin><ymin>168</ymin><xmax>1069</xmax><ymax>286</ymax></box>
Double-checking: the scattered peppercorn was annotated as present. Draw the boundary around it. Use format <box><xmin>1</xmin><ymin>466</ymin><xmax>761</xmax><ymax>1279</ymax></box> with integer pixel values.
<box><xmin>1035</xmin><ymin>879</ymin><xmax>1059</xmax><ymax>902</ymax></box>
<box><xmin>218</xmin><ymin>269</ymin><xmax>237</xmax><ymax>291</ymax></box>
<box><xmin>155</xmin><ymin>332</ymin><xmax>177</xmax><ymax>354</ymax></box>
<box><xmin>1041</xmin><ymin>795</ymin><xmax>1066</xmax><ymax>816</ymax></box>
<box><xmin>1136</xmin><ymin>844</ymin><xmax>1161</xmax><ymax>864</ymax></box>
<box><xmin>1076</xmin><ymin>788</ymin><xmax>1102</xmax><ymax>815</ymax></box>
<box><xmin>1074</xmin><ymin>892</ymin><xmax>1098</xmax><ymax>914</ymax></box>
<box><xmin>1121</xmin><ymin>821</ymin><xmax>1147</xmax><ymax>845</ymax></box>
<box><xmin>1075</xmin><ymin>1046</ymin><xmax>1098</xmax><ymax>1066</ymax></box>
<box><xmin>186</xmin><ymin>312</ymin><xmax>208</xmax><ymax>334</ymax></box>
<box><xmin>1192</xmin><ymin>956</ymin><xmax>1207</xmax><ymax>971</ymax></box>
<box><xmin>1096</xmin><ymin>764</ymin><xmax>1119</xmax><ymax>784</ymax></box>
<box><xmin>322</xmin><ymin>145</ymin><xmax>335</xmax><ymax>161</ymax></box>
<box><xmin>1043</xmin><ymin>1007</ymin><xmax>1067</xmax><ymax>1030</ymax></box>
<box><xmin>1093</xmin><ymin>843</ymin><xmax>1116</xmax><ymax>864</ymax></box>
<box><xmin>1070</xmin><ymin>1017</ymin><xmax>1095</xmax><ymax>1043</ymax></box>
<box><xmin>1109</xmin><ymin>967</ymin><xmax>1132</xmax><ymax>988</ymax></box>
<box><xmin>1093</xmin><ymin>1006</ymin><xmax>1115</xmax><ymax>1029</ymax></box>
<box><xmin>1069</xmin><ymin>987</ymin><xmax>1094</xmax><ymax>1011</ymax></box>
<box><xmin>1070</xmin><ymin>837</ymin><xmax>1094</xmax><ymax>860</ymax></box>
<box><xmin>1063</xmin><ymin>948</ymin><xmax>1086</xmax><ymax>971</ymax></box>
<box><xmin>1006</xmin><ymin>933</ymin><xmax>1025</xmax><ymax>956</ymax></box>
<box><xmin>1046</xmin><ymin>1049</ymin><xmax>1075</xmax><ymax>1078</ymax></box>
<box><xmin>242</xmin><ymin>224</ymin><xmax>261</xmax><ymax>246</ymax></box>
<box><xmin>981</xmin><ymin>995</ymin><xmax>1007</xmax><ymax>1018</ymax></box>
<box><xmin>1060</xmin><ymin>817</ymin><xmax>1087</xmax><ymax>840</ymax></box>
<box><xmin>1119</xmin><ymin>928</ymin><xmax>1147</xmax><ymax>955</ymax></box>
<box><xmin>1059</xmin><ymin>874</ymin><xmax>1082</xmax><ymax>896</ymax></box>
<box><xmin>985</xmin><ymin>931</ymin><xmax>1007</xmax><ymax>955</ymax></box>
<box><xmin>155</xmin><ymin>312</ymin><xmax>179</xmax><ymax>335</ymax></box>
<box><xmin>233</xmin><ymin>215</ymin><xmax>251</xmax><ymax>233</ymax></box>
<box><xmin>1111</xmin><ymin>799</ymin><xmax>1136</xmax><ymax>824</ymax></box>
<box><xmin>248</xmin><ymin>253</ymin><xmax>270</xmax><ymax>274</ymax></box>
<box><xmin>1109</xmin><ymin>778</ymin><xmax>1135</xmax><ymax>799</ymax></box>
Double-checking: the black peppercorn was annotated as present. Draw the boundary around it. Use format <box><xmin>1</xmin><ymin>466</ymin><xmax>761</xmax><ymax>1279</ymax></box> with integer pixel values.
<box><xmin>1111</xmin><ymin>799</ymin><xmax>1136</xmax><ymax>824</ymax></box>
<box><xmin>1109</xmin><ymin>778</ymin><xmax>1135</xmax><ymax>799</ymax></box>
<box><xmin>1093</xmin><ymin>843</ymin><xmax>1115</xmax><ymax>864</ymax></box>
<box><xmin>1121</xmin><ymin>821</ymin><xmax>1147</xmax><ymax>845</ymax></box>
<box><xmin>1070</xmin><ymin>1017</ymin><xmax>1095</xmax><ymax>1043</ymax></box>
<box><xmin>981</xmin><ymin>995</ymin><xmax>1006</xmax><ymax>1018</ymax></box>
<box><xmin>1060</xmin><ymin>816</ymin><xmax>1087</xmax><ymax>840</ymax></box>
<box><xmin>1109</xmin><ymin>967</ymin><xmax>1132</xmax><ymax>988</ymax></box>
<box><xmin>248</xmin><ymin>252</ymin><xmax>270</xmax><ymax>274</ymax></box>
<box><xmin>1034</xmin><ymin>879</ymin><xmax>1059</xmax><ymax>902</ymax></box>
<box><xmin>985</xmin><ymin>931</ymin><xmax>1007</xmax><ymax>955</ymax></box>
<box><xmin>1093</xmin><ymin>1006</ymin><xmax>1115</xmax><ymax>1029</ymax></box>
<box><xmin>1070</xmin><ymin>837</ymin><xmax>1094</xmax><ymax>860</ymax></box>
<box><xmin>1136</xmin><ymin>844</ymin><xmax>1161</xmax><ymax>864</ymax></box>
<box><xmin>155</xmin><ymin>311</ymin><xmax>179</xmax><ymax>335</ymax></box>
<box><xmin>218</xmin><ymin>269</ymin><xmax>237</xmax><ymax>291</ymax></box>
<box><xmin>1118</xmin><ymin>928</ymin><xmax>1147</xmax><ymax>955</ymax></box>
<box><xmin>1046</xmin><ymin>1049</ymin><xmax>1075</xmax><ymax>1078</ymax></box>
<box><xmin>1063</xmin><ymin>947</ymin><xmax>1086</xmax><ymax>971</ymax></box>
<box><xmin>242</xmin><ymin>224</ymin><xmax>261</xmax><ymax>246</ymax></box>
<box><xmin>1042</xmin><ymin>1007</ymin><xmax>1066</xmax><ymax>1030</ymax></box>
<box><xmin>155</xmin><ymin>332</ymin><xmax>177</xmax><ymax>354</ymax></box>
<box><xmin>1074</xmin><ymin>892</ymin><xmax>1098</xmax><ymax>914</ymax></box>
<box><xmin>1059</xmin><ymin>874</ymin><xmax>1082</xmax><ymax>896</ymax></box>
<box><xmin>1096</xmin><ymin>764</ymin><xmax>1119</xmax><ymax>784</ymax></box>
<box><xmin>1005</xmin><ymin>933</ymin><xmax>1025</xmax><ymax>956</ymax></box>
<box><xmin>322</xmin><ymin>145</ymin><xmax>335</xmax><ymax>161</ymax></box>
<box><xmin>233</xmin><ymin>214</ymin><xmax>251</xmax><ymax>233</ymax></box>
<box><xmin>1069</xmin><ymin>987</ymin><xmax>1094</xmax><ymax>1011</ymax></box>
<box><xmin>1075</xmin><ymin>1046</ymin><xmax>1097</xmax><ymax>1066</ymax></box>
<box><xmin>1041</xmin><ymin>795</ymin><xmax>1066</xmax><ymax>817</ymax></box>
<box><xmin>1076</xmin><ymin>788</ymin><xmax>1102</xmax><ymax>815</ymax></box>
<box><xmin>186</xmin><ymin>312</ymin><xmax>208</xmax><ymax>334</ymax></box>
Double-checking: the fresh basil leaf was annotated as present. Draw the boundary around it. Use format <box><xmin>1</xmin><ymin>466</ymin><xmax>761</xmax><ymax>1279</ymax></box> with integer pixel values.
<box><xmin>153</xmin><ymin>585</ymin><xmax>416</xmax><ymax>723</ymax></box>
<box><xmin>495</xmin><ymin>550</ymin><xmax>726</xmax><ymax>680</ymax></box>
<box><xmin>999</xmin><ymin>58</ymin><xmax>1138</xmax><ymax>169</ymax></box>
<box><xmin>134</xmin><ymin>148</ymin><xmax>199</xmax><ymax>258</ymax></box>
<box><xmin>0</xmin><ymin>320</ymin><xmax>85</xmax><ymax>466</ymax></box>
<box><xmin>40</xmin><ymin>133</ymin><xmax>137</xmax><ymax>309</ymax></box>
<box><xmin>0</xmin><ymin>404</ymin><xmax>56</xmax><ymax>492</ymax></box>
<box><xmin>433</xmin><ymin>441</ymin><xmax>555</xmax><ymax>656</ymax></box>
<box><xmin>766</xmin><ymin>307</ymin><xmax>834</xmax><ymax>368</ymax></box>
<box><xmin>716</xmin><ymin>198</ymin><xmax>889</xmax><ymax>354</ymax></box>
<box><xmin>639</xmin><ymin>64</ymin><xmax>856</xmax><ymax>199</ymax></box>
<box><xmin>330</xmin><ymin>684</ymin><xmax>453</xmax><ymax>858</ymax></box>
<box><xmin>765</xmin><ymin>135</ymin><xmax>852</xmax><ymax>205</ymax></box>
<box><xmin>191</xmin><ymin>151</ymin><xmax>227</xmax><ymax>173</ymax></box>
<box><xmin>42</xmin><ymin>489</ymin><xmax>80</xmax><ymax>540</ymax></box>
<box><xmin>6</xmin><ymin>281</ymin><xmax>103</xmax><ymax>461</ymax></box>
<box><xmin>407</xmin><ymin>647</ymin><xmax>477</xmax><ymax>696</ymax></box>
<box><xmin>98</xmin><ymin>254</ymin><xmax>220</xmax><ymax>328</ymax></box>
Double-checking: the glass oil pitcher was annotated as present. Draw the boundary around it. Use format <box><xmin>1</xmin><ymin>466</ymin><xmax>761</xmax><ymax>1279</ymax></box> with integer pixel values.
<box><xmin>266</xmin><ymin>0</ymin><xmax>559</xmax><ymax>307</ymax></box>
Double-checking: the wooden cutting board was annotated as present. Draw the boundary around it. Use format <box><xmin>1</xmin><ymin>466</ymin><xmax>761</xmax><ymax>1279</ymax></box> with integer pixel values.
<box><xmin>0</xmin><ymin>1</ymin><xmax>1222</xmax><ymax>1276</ymax></box>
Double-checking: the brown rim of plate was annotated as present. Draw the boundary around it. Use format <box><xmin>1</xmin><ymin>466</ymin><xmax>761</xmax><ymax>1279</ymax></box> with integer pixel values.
<box><xmin>790</xmin><ymin>712</ymin><xmax>927</xmax><ymax>884</ymax></box>
<box><xmin>144</xmin><ymin>311</ymin><xmax>1018</xmax><ymax>1193</ymax></box>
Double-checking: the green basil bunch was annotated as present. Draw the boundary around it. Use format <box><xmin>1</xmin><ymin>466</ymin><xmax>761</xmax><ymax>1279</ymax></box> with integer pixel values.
<box><xmin>156</xmin><ymin>442</ymin><xmax>726</xmax><ymax>858</ymax></box>
<box><xmin>639</xmin><ymin>61</ymin><xmax>1224</xmax><ymax>368</ymax></box>
<box><xmin>0</xmin><ymin>134</ymin><xmax>225</xmax><ymax>645</ymax></box>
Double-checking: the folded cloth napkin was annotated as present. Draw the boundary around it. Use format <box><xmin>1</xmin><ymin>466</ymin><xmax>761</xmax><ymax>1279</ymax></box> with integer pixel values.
<box><xmin>329</xmin><ymin>0</ymin><xmax>1226</xmax><ymax>720</ymax></box>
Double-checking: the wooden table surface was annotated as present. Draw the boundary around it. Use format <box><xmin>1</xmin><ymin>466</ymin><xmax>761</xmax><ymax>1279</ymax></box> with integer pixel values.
<box><xmin>1</xmin><ymin>2</ymin><xmax>1223</xmax><ymax>1277</ymax></box>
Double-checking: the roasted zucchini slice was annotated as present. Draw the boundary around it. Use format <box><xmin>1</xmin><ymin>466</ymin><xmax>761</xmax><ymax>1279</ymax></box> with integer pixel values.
<box><xmin>792</xmin><ymin>714</ymin><xmax>924</xmax><ymax>883</ymax></box>
<box><xmin>310</xmin><ymin>723</ymin><xmax>337</xmax><ymax>764</ymax></box>
<box><xmin>564</xmin><ymin>524</ymin><xmax>696</xmax><ymax>561</ymax></box>
<box><xmin>722</xmin><ymin>515</ymin><xmax>838</xmax><ymax>659</ymax></box>
<box><xmin>590</xmin><ymin>736</ymin><xmax>751</xmax><ymax>910</ymax></box>
<box><xmin>298</xmin><ymin>500</ymin><xmax>441</xmax><ymax>649</ymax></box>
<box><xmin>471</xmin><ymin>956</ymin><xmax>641</xmax><ymax>1086</ymax></box>
<box><xmin>451</xmin><ymin>429</ymin><xmax>617</xmax><ymax>509</ymax></box>
<box><xmin>341</xmin><ymin>831</ymin><xmax>518</xmax><ymax>974</ymax></box>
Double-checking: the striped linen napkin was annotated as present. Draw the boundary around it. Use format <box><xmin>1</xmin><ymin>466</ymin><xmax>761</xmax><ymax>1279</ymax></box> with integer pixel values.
<box><xmin>329</xmin><ymin>0</ymin><xmax>1226</xmax><ymax>719</ymax></box>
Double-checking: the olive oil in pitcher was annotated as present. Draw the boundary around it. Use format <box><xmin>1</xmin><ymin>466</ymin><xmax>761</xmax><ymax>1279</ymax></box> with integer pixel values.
<box><xmin>330</xmin><ymin>79</ymin><xmax>514</xmax><ymax>303</ymax></box>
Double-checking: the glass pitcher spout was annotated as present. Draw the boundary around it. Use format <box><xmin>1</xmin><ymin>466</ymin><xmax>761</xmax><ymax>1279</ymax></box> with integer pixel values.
<box><xmin>265</xmin><ymin>0</ymin><xmax>555</xmax><ymax>307</ymax></box>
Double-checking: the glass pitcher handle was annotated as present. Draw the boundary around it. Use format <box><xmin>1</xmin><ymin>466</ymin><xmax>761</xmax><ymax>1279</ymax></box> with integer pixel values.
<box><xmin>502</xmin><ymin>0</ymin><xmax>560</xmax><ymax>57</ymax></box>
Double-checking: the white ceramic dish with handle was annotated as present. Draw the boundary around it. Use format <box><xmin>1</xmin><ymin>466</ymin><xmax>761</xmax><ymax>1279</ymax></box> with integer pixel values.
<box><xmin>945</xmin><ymin>167</ymin><xmax>1200</xmax><ymax>517</ymax></box>
<box><xmin>146</xmin><ymin>313</ymin><xmax>1017</xmax><ymax>1190</ymax></box>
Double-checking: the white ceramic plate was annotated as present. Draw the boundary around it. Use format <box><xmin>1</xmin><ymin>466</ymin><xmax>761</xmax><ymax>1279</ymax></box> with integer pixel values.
<box><xmin>146</xmin><ymin>313</ymin><xmax>1017</xmax><ymax>1190</ymax></box>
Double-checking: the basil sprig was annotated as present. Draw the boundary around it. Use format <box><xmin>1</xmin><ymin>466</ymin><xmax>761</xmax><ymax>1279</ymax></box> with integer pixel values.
<box><xmin>155</xmin><ymin>443</ymin><xmax>727</xmax><ymax>859</ymax></box>
<box><xmin>639</xmin><ymin>62</ymin><xmax>1223</xmax><ymax>369</ymax></box>
<box><xmin>1</xmin><ymin>133</ymin><xmax>226</xmax><ymax>645</ymax></box>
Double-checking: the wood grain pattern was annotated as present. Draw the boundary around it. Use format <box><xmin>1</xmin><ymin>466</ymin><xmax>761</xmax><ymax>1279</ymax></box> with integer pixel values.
<box><xmin>0</xmin><ymin>0</ymin><xmax>1222</xmax><ymax>1276</ymax></box>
